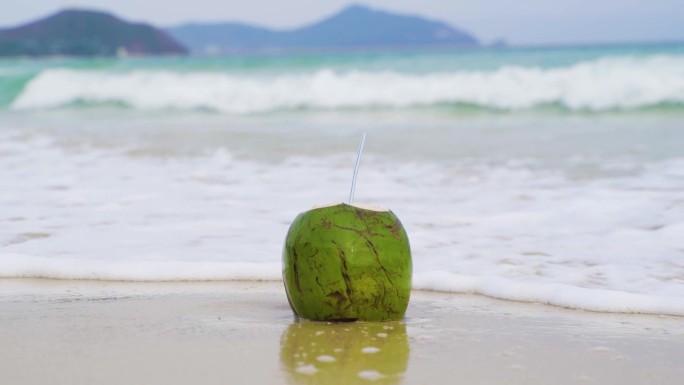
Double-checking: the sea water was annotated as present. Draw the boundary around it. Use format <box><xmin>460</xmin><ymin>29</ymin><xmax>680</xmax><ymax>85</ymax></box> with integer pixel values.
<box><xmin>1</xmin><ymin>45</ymin><xmax>683</xmax><ymax>315</ymax></box>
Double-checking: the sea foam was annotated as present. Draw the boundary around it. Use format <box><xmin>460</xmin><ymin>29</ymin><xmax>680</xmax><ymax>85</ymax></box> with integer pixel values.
<box><xmin>10</xmin><ymin>55</ymin><xmax>684</xmax><ymax>113</ymax></box>
<box><xmin>1</xmin><ymin>134</ymin><xmax>683</xmax><ymax>316</ymax></box>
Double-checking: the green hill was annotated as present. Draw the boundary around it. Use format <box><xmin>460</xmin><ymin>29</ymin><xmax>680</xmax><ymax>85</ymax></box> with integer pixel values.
<box><xmin>0</xmin><ymin>9</ymin><xmax>187</xmax><ymax>57</ymax></box>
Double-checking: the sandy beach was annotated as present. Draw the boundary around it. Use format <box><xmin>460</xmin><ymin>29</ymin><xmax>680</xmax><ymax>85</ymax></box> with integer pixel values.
<box><xmin>1</xmin><ymin>278</ymin><xmax>682</xmax><ymax>385</ymax></box>
<box><xmin>2</xmin><ymin>4</ymin><xmax>684</xmax><ymax>385</ymax></box>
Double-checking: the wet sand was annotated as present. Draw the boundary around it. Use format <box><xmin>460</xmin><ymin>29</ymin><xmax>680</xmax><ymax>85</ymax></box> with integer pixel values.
<box><xmin>1</xmin><ymin>278</ymin><xmax>683</xmax><ymax>384</ymax></box>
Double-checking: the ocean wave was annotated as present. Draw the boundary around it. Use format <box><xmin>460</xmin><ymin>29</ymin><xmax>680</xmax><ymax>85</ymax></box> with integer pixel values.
<box><xmin>10</xmin><ymin>55</ymin><xmax>684</xmax><ymax>113</ymax></box>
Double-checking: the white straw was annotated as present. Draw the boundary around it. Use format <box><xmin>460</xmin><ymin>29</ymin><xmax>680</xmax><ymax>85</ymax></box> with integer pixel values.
<box><xmin>349</xmin><ymin>132</ymin><xmax>367</xmax><ymax>204</ymax></box>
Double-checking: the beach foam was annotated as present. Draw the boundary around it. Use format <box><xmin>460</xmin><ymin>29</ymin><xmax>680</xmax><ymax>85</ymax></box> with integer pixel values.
<box><xmin>10</xmin><ymin>55</ymin><xmax>684</xmax><ymax>113</ymax></box>
<box><xmin>1</xmin><ymin>134</ymin><xmax>683</xmax><ymax>315</ymax></box>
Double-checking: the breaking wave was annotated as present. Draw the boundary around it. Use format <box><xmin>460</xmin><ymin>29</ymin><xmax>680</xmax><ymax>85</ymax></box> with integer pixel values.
<box><xmin>10</xmin><ymin>55</ymin><xmax>684</xmax><ymax>113</ymax></box>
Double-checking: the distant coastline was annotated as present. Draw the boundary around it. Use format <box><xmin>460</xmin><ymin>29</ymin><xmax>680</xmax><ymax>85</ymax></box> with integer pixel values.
<box><xmin>167</xmin><ymin>5</ymin><xmax>479</xmax><ymax>55</ymax></box>
<box><xmin>1</xmin><ymin>4</ymin><xmax>683</xmax><ymax>59</ymax></box>
<box><xmin>0</xmin><ymin>9</ymin><xmax>186</xmax><ymax>57</ymax></box>
<box><xmin>509</xmin><ymin>39</ymin><xmax>684</xmax><ymax>50</ymax></box>
<box><xmin>0</xmin><ymin>4</ymin><xmax>480</xmax><ymax>58</ymax></box>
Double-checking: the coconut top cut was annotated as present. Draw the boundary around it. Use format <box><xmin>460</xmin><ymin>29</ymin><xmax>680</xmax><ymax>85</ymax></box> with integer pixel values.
<box><xmin>311</xmin><ymin>202</ymin><xmax>389</xmax><ymax>212</ymax></box>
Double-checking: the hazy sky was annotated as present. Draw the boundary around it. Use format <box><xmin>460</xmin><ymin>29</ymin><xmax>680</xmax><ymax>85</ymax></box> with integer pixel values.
<box><xmin>3</xmin><ymin>0</ymin><xmax>683</xmax><ymax>45</ymax></box>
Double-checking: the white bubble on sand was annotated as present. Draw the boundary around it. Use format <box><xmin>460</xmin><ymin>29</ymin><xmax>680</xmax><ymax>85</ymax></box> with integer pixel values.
<box><xmin>316</xmin><ymin>355</ymin><xmax>336</xmax><ymax>363</ymax></box>
<box><xmin>590</xmin><ymin>346</ymin><xmax>613</xmax><ymax>353</ymax></box>
<box><xmin>361</xmin><ymin>347</ymin><xmax>381</xmax><ymax>354</ymax></box>
<box><xmin>295</xmin><ymin>365</ymin><xmax>318</xmax><ymax>375</ymax></box>
<box><xmin>376</xmin><ymin>333</ymin><xmax>388</xmax><ymax>338</ymax></box>
<box><xmin>358</xmin><ymin>370</ymin><xmax>385</xmax><ymax>381</ymax></box>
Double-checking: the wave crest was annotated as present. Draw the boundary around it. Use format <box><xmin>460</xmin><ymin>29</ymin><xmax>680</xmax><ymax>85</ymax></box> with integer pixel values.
<box><xmin>11</xmin><ymin>55</ymin><xmax>684</xmax><ymax>113</ymax></box>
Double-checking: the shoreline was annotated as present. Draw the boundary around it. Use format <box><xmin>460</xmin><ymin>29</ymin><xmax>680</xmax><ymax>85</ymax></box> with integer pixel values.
<box><xmin>1</xmin><ymin>278</ymin><xmax>682</xmax><ymax>384</ymax></box>
<box><xmin>2</xmin><ymin>275</ymin><xmax>682</xmax><ymax>317</ymax></box>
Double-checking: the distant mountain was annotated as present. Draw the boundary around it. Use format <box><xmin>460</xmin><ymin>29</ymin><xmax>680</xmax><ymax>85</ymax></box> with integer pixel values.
<box><xmin>168</xmin><ymin>5</ymin><xmax>479</xmax><ymax>53</ymax></box>
<box><xmin>0</xmin><ymin>9</ymin><xmax>187</xmax><ymax>57</ymax></box>
<box><xmin>168</xmin><ymin>23</ymin><xmax>279</xmax><ymax>52</ymax></box>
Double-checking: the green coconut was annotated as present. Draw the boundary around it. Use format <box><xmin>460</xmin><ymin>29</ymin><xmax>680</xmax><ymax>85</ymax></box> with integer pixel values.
<box><xmin>282</xmin><ymin>203</ymin><xmax>412</xmax><ymax>322</ymax></box>
<box><xmin>280</xmin><ymin>321</ymin><xmax>409</xmax><ymax>385</ymax></box>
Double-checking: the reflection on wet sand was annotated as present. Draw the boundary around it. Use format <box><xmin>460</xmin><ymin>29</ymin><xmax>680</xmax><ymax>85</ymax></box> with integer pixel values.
<box><xmin>280</xmin><ymin>321</ymin><xmax>409</xmax><ymax>385</ymax></box>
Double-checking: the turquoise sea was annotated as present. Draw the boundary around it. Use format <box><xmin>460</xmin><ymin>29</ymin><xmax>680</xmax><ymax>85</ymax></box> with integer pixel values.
<box><xmin>1</xmin><ymin>44</ymin><xmax>684</xmax><ymax>315</ymax></box>
<box><xmin>2</xmin><ymin>44</ymin><xmax>684</xmax><ymax>112</ymax></box>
